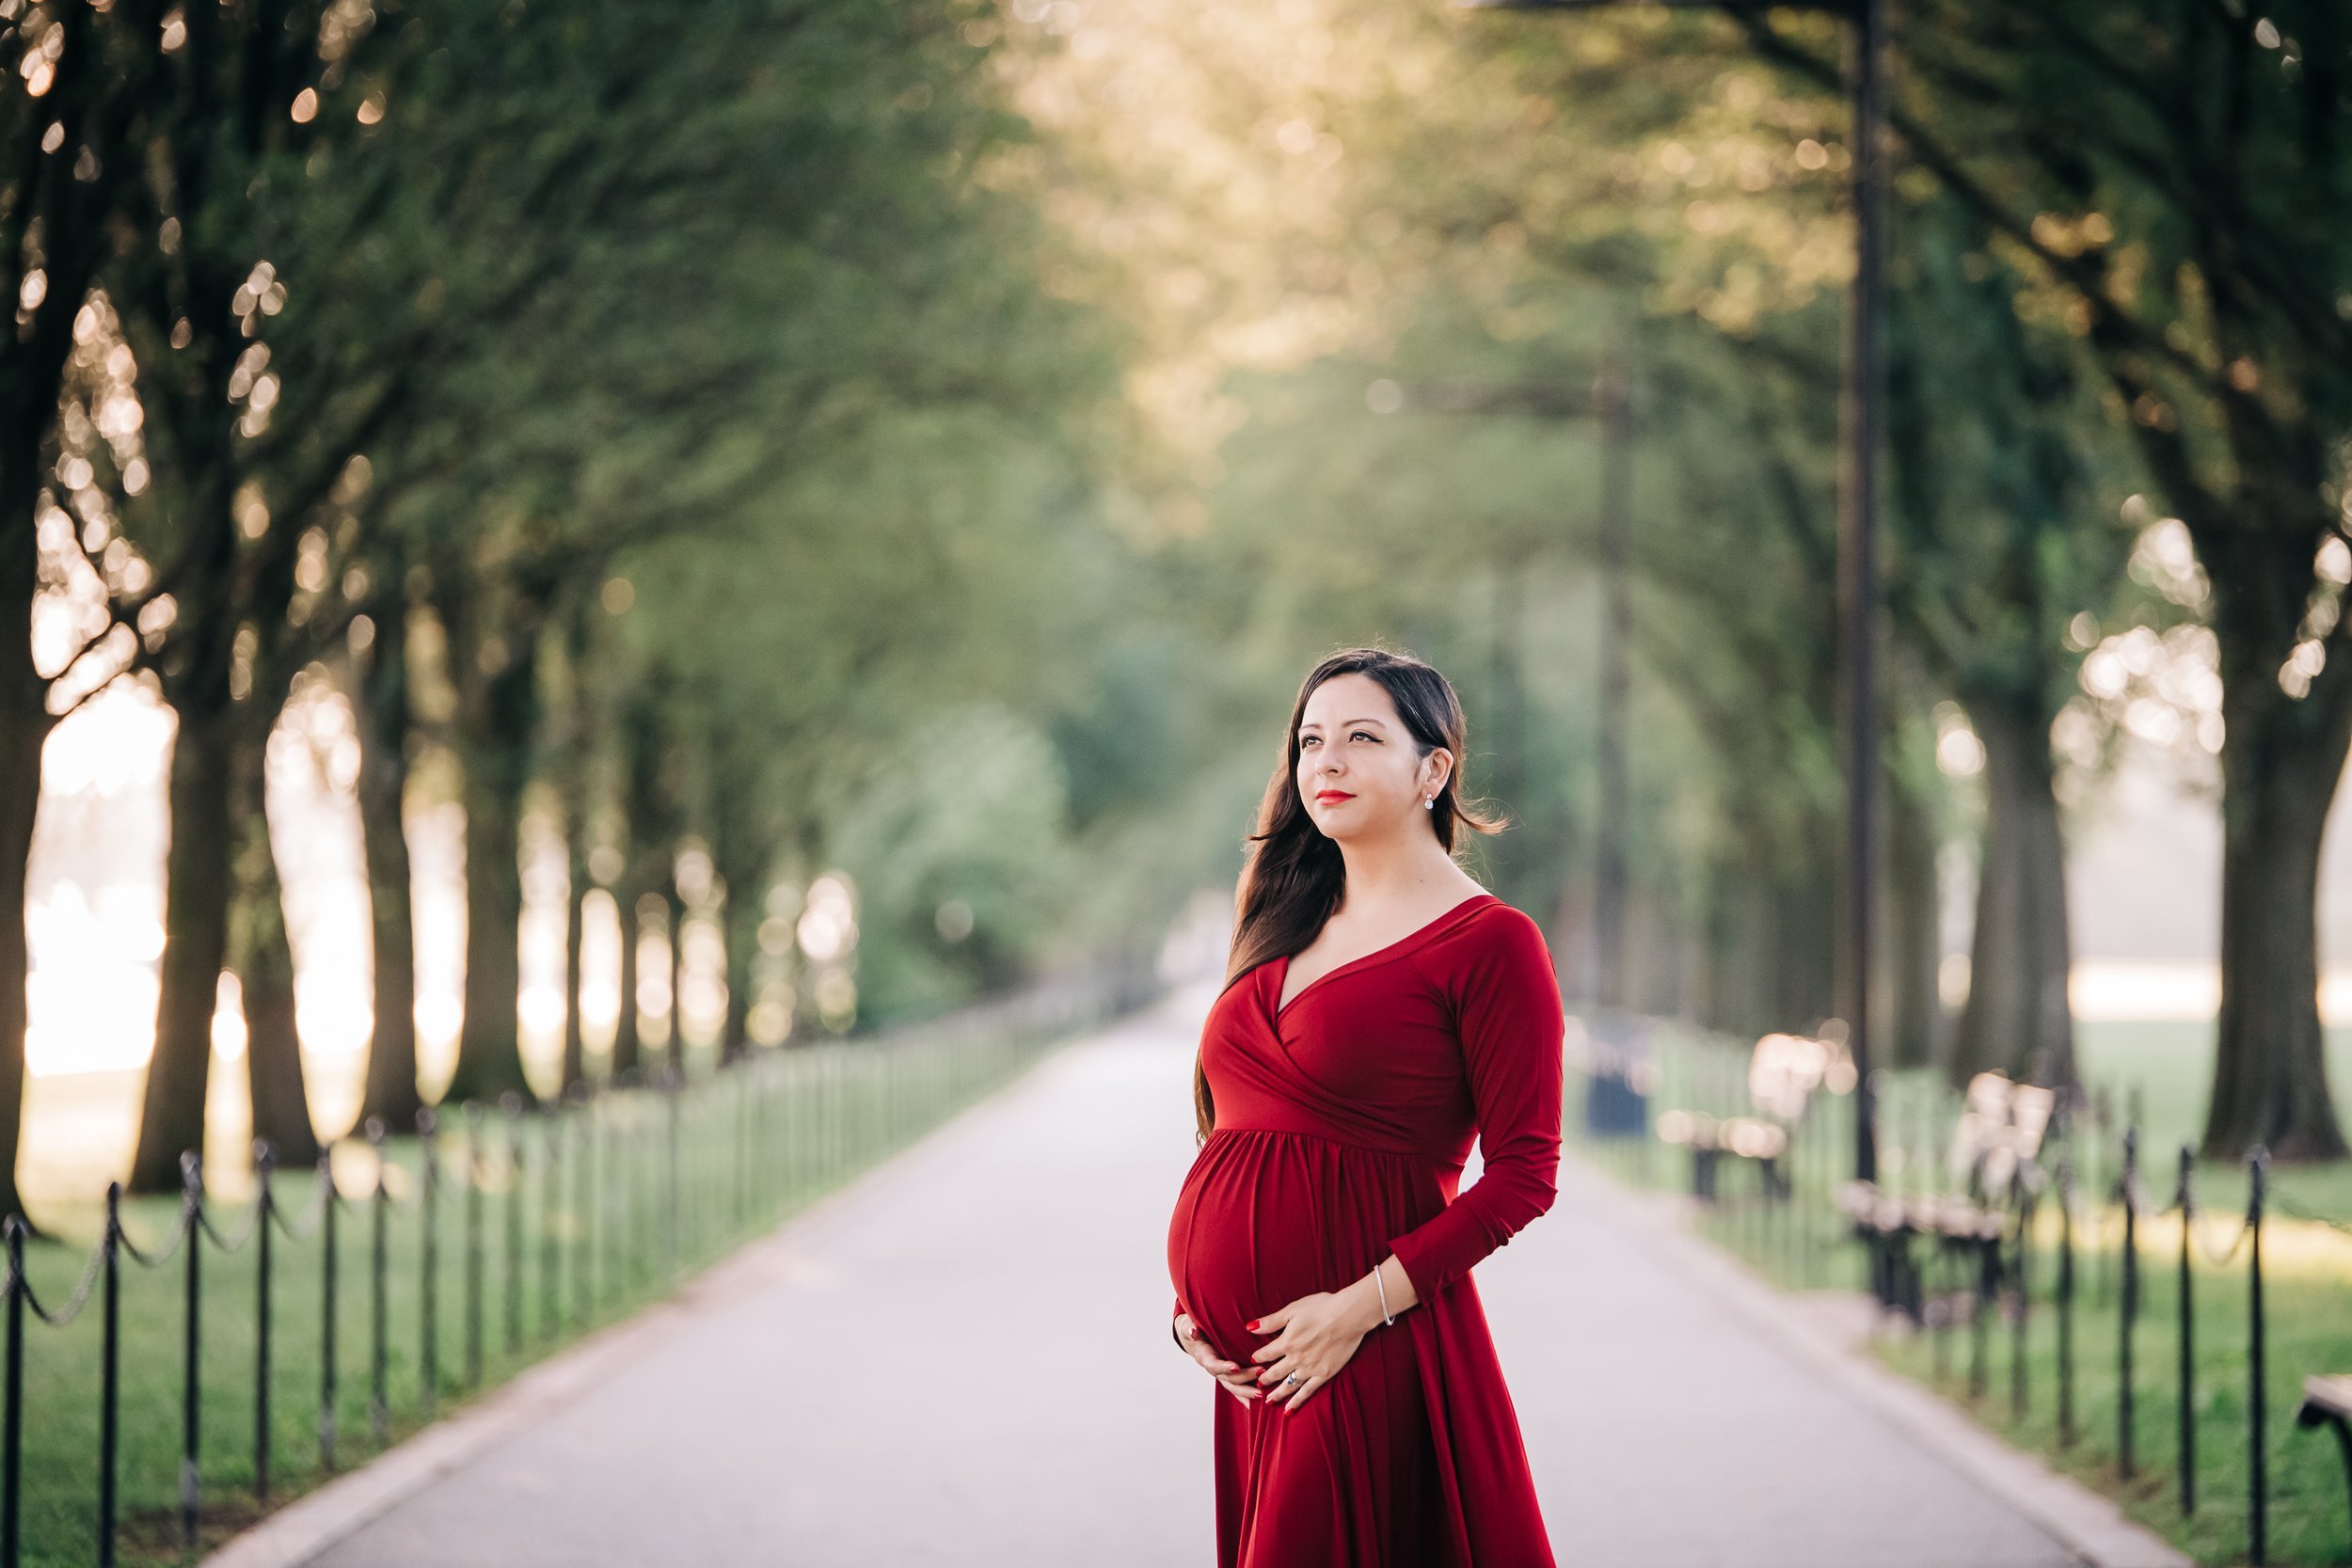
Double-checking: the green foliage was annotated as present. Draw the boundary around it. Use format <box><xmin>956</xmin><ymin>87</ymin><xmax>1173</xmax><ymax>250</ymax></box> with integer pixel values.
<box><xmin>830</xmin><ymin>705</ymin><xmax>1079</xmax><ymax>1021</ymax></box>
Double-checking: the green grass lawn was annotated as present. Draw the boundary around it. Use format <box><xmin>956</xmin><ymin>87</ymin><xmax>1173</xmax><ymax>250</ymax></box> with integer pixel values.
<box><xmin>2074</xmin><ymin>1021</ymin><xmax>2352</xmax><ymax>1216</ymax></box>
<box><xmin>8</xmin><ymin>1027</ymin><xmax>1048</xmax><ymax>1568</ymax></box>
<box><xmin>1867</xmin><ymin>1218</ymin><xmax>2352</xmax><ymax>1568</ymax></box>
<box><xmin>1566</xmin><ymin>1014</ymin><xmax>2352</xmax><ymax>1568</ymax></box>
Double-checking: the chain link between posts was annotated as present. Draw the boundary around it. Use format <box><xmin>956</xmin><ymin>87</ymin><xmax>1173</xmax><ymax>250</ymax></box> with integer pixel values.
<box><xmin>1</xmin><ymin>1219</ymin><xmax>108</xmax><ymax>1328</ymax></box>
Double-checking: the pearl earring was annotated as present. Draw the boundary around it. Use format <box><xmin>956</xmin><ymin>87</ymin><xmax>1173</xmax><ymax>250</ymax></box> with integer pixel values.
<box><xmin>1422</xmin><ymin>796</ymin><xmax>1434</xmax><ymax>810</ymax></box>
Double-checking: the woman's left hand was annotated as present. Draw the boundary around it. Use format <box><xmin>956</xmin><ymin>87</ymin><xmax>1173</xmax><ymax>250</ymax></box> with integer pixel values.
<box><xmin>1246</xmin><ymin>1290</ymin><xmax>1374</xmax><ymax>1411</ymax></box>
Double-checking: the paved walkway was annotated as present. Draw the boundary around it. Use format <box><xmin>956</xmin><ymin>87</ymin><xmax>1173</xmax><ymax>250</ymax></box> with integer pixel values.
<box><xmin>277</xmin><ymin>986</ymin><xmax>2117</xmax><ymax>1567</ymax></box>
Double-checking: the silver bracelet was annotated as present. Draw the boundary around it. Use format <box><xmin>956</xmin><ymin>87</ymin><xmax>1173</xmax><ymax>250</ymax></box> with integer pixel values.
<box><xmin>1372</xmin><ymin>1266</ymin><xmax>1395</xmax><ymax>1326</ymax></box>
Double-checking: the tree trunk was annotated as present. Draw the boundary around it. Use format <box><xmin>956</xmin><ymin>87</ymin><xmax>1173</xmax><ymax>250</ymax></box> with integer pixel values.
<box><xmin>551</xmin><ymin>601</ymin><xmax>599</xmax><ymax>1095</ymax></box>
<box><xmin>1951</xmin><ymin>698</ymin><xmax>2074</xmax><ymax>1091</ymax></box>
<box><xmin>235</xmin><ymin>765</ymin><xmax>321</xmax><ymax>1164</ymax></box>
<box><xmin>441</xmin><ymin>585</ymin><xmax>540</xmax><ymax>1107</ymax></box>
<box><xmin>667</xmin><ymin>888</ymin><xmax>690</xmax><ymax>1068</ymax></box>
<box><xmin>129</xmin><ymin>699</ymin><xmax>239</xmax><ymax>1193</ymax></box>
<box><xmin>2203</xmin><ymin>656</ymin><xmax>2352</xmax><ymax>1160</ymax></box>
<box><xmin>0</xmin><ymin>669</ymin><xmax>42</xmax><ymax>1224</ymax></box>
<box><xmin>447</xmin><ymin>748</ymin><xmax>531</xmax><ymax>1103</ymax></box>
<box><xmin>719</xmin><ymin>879</ymin><xmax>755</xmax><ymax>1063</ymax></box>
<box><xmin>560</xmin><ymin>839</ymin><xmax>588</xmax><ymax>1092</ymax></box>
<box><xmin>0</xmin><ymin>0</ymin><xmax>146</xmax><ymax>1218</ymax></box>
<box><xmin>351</xmin><ymin>619</ymin><xmax>424</xmax><ymax>1132</ymax></box>
<box><xmin>707</xmin><ymin>752</ymin><xmax>768</xmax><ymax>1068</ymax></box>
<box><xmin>1882</xmin><ymin>763</ymin><xmax>1945</xmax><ymax>1070</ymax></box>
<box><xmin>611</xmin><ymin>887</ymin><xmax>641</xmax><ymax>1080</ymax></box>
<box><xmin>0</xmin><ymin>446</ymin><xmax>48</xmax><ymax>1222</ymax></box>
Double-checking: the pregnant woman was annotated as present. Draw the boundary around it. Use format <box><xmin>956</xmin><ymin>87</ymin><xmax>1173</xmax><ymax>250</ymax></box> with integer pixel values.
<box><xmin>1167</xmin><ymin>646</ymin><xmax>1565</xmax><ymax>1568</ymax></box>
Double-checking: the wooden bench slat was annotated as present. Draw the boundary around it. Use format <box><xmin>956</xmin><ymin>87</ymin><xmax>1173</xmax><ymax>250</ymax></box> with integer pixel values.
<box><xmin>2302</xmin><ymin>1374</ymin><xmax>2352</xmax><ymax>1417</ymax></box>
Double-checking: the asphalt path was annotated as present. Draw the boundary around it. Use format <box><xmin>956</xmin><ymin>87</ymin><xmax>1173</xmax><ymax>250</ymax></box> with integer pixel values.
<box><xmin>302</xmin><ymin>984</ymin><xmax>2087</xmax><ymax>1567</ymax></box>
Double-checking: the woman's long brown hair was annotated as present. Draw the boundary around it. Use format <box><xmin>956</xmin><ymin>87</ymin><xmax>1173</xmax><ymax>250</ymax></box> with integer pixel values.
<box><xmin>1194</xmin><ymin>647</ymin><xmax>1503</xmax><ymax>1144</ymax></box>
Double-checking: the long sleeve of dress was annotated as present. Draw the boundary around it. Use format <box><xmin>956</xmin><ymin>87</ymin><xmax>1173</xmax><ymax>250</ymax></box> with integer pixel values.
<box><xmin>1385</xmin><ymin>909</ymin><xmax>1565</xmax><ymax>1306</ymax></box>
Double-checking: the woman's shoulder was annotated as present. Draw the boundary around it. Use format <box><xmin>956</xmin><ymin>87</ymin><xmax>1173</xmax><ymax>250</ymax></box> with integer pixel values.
<box><xmin>1423</xmin><ymin>894</ymin><xmax>1552</xmax><ymax>968</ymax></box>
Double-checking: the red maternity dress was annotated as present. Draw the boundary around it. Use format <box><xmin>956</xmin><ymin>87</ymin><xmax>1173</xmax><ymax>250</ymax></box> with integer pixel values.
<box><xmin>1166</xmin><ymin>893</ymin><xmax>1565</xmax><ymax>1568</ymax></box>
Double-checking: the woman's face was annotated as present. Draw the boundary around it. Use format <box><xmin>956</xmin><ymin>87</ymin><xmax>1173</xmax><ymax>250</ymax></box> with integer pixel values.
<box><xmin>1294</xmin><ymin>672</ymin><xmax>1451</xmax><ymax>843</ymax></box>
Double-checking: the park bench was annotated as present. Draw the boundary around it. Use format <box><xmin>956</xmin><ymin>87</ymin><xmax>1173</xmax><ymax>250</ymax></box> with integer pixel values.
<box><xmin>1839</xmin><ymin>1070</ymin><xmax>2055</xmax><ymax>1324</ymax></box>
<box><xmin>1655</xmin><ymin>1030</ymin><xmax>1847</xmax><ymax>1202</ymax></box>
<box><xmin>1658</xmin><ymin>1109</ymin><xmax>1788</xmax><ymax>1201</ymax></box>
<box><xmin>2297</xmin><ymin>1375</ymin><xmax>2352</xmax><ymax>1538</ymax></box>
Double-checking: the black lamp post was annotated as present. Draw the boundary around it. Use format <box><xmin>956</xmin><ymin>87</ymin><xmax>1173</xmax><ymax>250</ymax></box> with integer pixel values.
<box><xmin>1456</xmin><ymin>0</ymin><xmax>1883</xmax><ymax>1185</ymax></box>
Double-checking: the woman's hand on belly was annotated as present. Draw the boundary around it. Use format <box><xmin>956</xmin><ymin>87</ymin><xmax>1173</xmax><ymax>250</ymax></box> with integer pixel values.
<box><xmin>1246</xmin><ymin>1277</ymin><xmax>1391</xmax><ymax>1411</ymax></box>
<box><xmin>1175</xmin><ymin>1313</ymin><xmax>1264</xmax><ymax>1404</ymax></box>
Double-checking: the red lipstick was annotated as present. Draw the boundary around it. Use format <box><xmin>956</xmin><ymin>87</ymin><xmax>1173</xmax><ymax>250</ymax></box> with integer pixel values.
<box><xmin>1314</xmin><ymin>789</ymin><xmax>1355</xmax><ymax>802</ymax></box>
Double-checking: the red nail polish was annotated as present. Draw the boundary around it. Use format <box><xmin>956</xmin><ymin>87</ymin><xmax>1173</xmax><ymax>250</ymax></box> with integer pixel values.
<box><xmin>1244</xmin><ymin>1320</ymin><xmax>1260</xmax><ymax>1332</ymax></box>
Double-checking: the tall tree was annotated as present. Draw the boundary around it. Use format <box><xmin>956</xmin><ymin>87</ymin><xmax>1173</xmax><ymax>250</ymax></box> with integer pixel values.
<box><xmin>1</xmin><ymin>0</ymin><xmax>170</xmax><ymax>1217</ymax></box>
<box><xmin>1878</xmin><ymin>196</ymin><xmax>2140</xmax><ymax>1094</ymax></box>
<box><xmin>231</xmin><ymin>747</ymin><xmax>321</xmax><ymax>1165</ymax></box>
<box><xmin>432</xmin><ymin>558</ymin><xmax>542</xmax><ymax>1102</ymax></box>
<box><xmin>114</xmin><ymin>0</ymin><xmax>410</xmax><ymax>1191</ymax></box>
<box><xmin>349</xmin><ymin>561</ymin><xmax>423</xmax><ymax>1129</ymax></box>
<box><xmin>1736</xmin><ymin>0</ymin><xmax>2351</xmax><ymax>1158</ymax></box>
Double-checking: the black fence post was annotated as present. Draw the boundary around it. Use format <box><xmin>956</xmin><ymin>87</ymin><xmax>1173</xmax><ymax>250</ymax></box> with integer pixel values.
<box><xmin>419</xmin><ymin>1107</ymin><xmax>440</xmax><ymax>1417</ymax></box>
<box><xmin>541</xmin><ymin>1101</ymin><xmax>560</xmax><ymax>1341</ymax></box>
<box><xmin>2120</xmin><ymin>1125</ymin><xmax>2138</xmax><ymax>1480</ymax></box>
<box><xmin>320</xmin><ymin>1147</ymin><xmax>340</xmax><ymax>1472</ymax></box>
<box><xmin>2058</xmin><ymin>1158</ymin><xmax>2075</xmax><ymax>1449</ymax></box>
<box><xmin>464</xmin><ymin>1101</ymin><xmax>485</xmax><ymax>1387</ymax></box>
<box><xmin>2011</xmin><ymin>1185</ymin><xmax>2031</xmax><ymax>1419</ymax></box>
<box><xmin>254</xmin><ymin>1141</ymin><xmax>276</xmax><ymax>1503</ymax></box>
<box><xmin>585</xmin><ymin>1087</ymin><xmax>604</xmax><ymax>1315</ymax></box>
<box><xmin>2088</xmin><ymin>1085</ymin><xmax>2112</xmax><ymax>1308</ymax></box>
<box><xmin>747</xmin><ymin>1057</ymin><xmax>762</xmax><ymax>1214</ymax></box>
<box><xmin>623</xmin><ymin>1075</ymin><xmax>639</xmax><ymax>1292</ymax></box>
<box><xmin>2249</xmin><ymin>1145</ymin><xmax>2268</xmax><ymax>1567</ymax></box>
<box><xmin>822</xmin><ymin>1049</ymin><xmax>837</xmax><ymax>1190</ymax></box>
<box><xmin>180</xmin><ymin>1151</ymin><xmax>202</xmax><ymax>1546</ymax></box>
<box><xmin>839</xmin><ymin>1046</ymin><xmax>855</xmax><ymax>1180</ymax></box>
<box><xmin>98</xmin><ymin>1183</ymin><xmax>120</xmax><ymax>1568</ymax></box>
<box><xmin>798</xmin><ymin>1053</ymin><xmax>814</xmax><ymax>1203</ymax></box>
<box><xmin>756</xmin><ymin>1057</ymin><xmax>772</xmax><ymax>1212</ymax></box>
<box><xmin>736</xmin><ymin>1065</ymin><xmax>751</xmax><ymax>1231</ymax></box>
<box><xmin>503</xmin><ymin>1092</ymin><xmax>524</xmax><ymax>1354</ymax></box>
<box><xmin>1970</xmin><ymin>1225</ymin><xmax>1992</xmax><ymax>1402</ymax></box>
<box><xmin>3</xmin><ymin>1217</ymin><xmax>22</xmax><ymax>1568</ymax></box>
<box><xmin>1931</xmin><ymin>1231</ymin><xmax>1951</xmax><ymax>1383</ymax></box>
<box><xmin>572</xmin><ymin>1086</ymin><xmax>592</xmax><ymax>1333</ymax></box>
<box><xmin>365</xmin><ymin>1117</ymin><xmax>389</xmax><ymax>1447</ymax></box>
<box><xmin>2177</xmin><ymin>1145</ymin><xmax>2195</xmax><ymax>1516</ymax></box>
<box><xmin>612</xmin><ymin>1076</ymin><xmax>630</xmax><ymax>1293</ymax></box>
<box><xmin>665</xmin><ymin>1069</ymin><xmax>682</xmax><ymax>1277</ymax></box>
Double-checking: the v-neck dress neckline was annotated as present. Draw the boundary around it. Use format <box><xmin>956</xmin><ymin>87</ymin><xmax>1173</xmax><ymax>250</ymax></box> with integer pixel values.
<box><xmin>1272</xmin><ymin>892</ymin><xmax>1499</xmax><ymax>1020</ymax></box>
